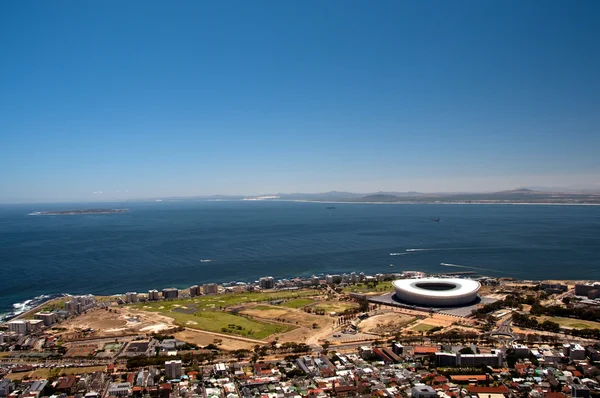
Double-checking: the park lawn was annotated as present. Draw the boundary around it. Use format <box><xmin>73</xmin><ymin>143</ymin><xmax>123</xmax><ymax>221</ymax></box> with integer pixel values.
<box><xmin>313</xmin><ymin>301</ymin><xmax>359</xmax><ymax>314</ymax></box>
<box><xmin>138</xmin><ymin>306</ymin><xmax>294</xmax><ymax>340</ymax></box>
<box><xmin>281</xmin><ymin>298</ymin><xmax>316</xmax><ymax>309</ymax></box>
<box><xmin>342</xmin><ymin>281</ymin><xmax>394</xmax><ymax>294</ymax></box>
<box><xmin>133</xmin><ymin>289</ymin><xmax>318</xmax><ymax>312</ymax></box>
<box><xmin>412</xmin><ymin>323</ymin><xmax>437</xmax><ymax>332</ymax></box>
<box><xmin>13</xmin><ymin>365</ymin><xmax>107</xmax><ymax>381</ymax></box>
<box><xmin>538</xmin><ymin>316</ymin><xmax>600</xmax><ymax>330</ymax></box>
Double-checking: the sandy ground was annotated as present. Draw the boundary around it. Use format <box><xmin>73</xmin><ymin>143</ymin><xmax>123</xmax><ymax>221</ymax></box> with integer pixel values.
<box><xmin>357</xmin><ymin>313</ymin><xmax>416</xmax><ymax>335</ymax></box>
<box><xmin>239</xmin><ymin>304</ymin><xmax>334</xmax><ymax>344</ymax></box>
<box><xmin>240</xmin><ymin>305</ymin><xmax>330</xmax><ymax>329</ymax></box>
<box><xmin>172</xmin><ymin>329</ymin><xmax>256</xmax><ymax>351</ymax></box>
<box><xmin>53</xmin><ymin>308</ymin><xmax>173</xmax><ymax>341</ymax></box>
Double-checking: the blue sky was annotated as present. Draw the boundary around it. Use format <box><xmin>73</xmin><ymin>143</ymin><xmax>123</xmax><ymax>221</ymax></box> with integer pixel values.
<box><xmin>1</xmin><ymin>1</ymin><xmax>599</xmax><ymax>203</ymax></box>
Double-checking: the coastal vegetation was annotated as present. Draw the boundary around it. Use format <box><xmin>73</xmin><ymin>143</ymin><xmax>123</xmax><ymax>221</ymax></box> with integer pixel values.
<box><xmin>342</xmin><ymin>281</ymin><xmax>394</xmax><ymax>294</ymax></box>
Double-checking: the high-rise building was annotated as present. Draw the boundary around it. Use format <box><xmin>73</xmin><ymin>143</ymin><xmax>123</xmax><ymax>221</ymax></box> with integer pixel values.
<box><xmin>148</xmin><ymin>290</ymin><xmax>160</xmax><ymax>301</ymax></box>
<box><xmin>202</xmin><ymin>284</ymin><xmax>218</xmax><ymax>295</ymax></box>
<box><xmin>259</xmin><ymin>277</ymin><xmax>275</xmax><ymax>290</ymax></box>
<box><xmin>189</xmin><ymin>285</ymin><xmax>201</xmax><ymax>297</ymax></box>
<box><xmin>125</xmin><ymin>292</ymin><xmax>138</xmax><ymax>304</ymax></box>
<box><xmin>26</xmin><ymin>319</ymin><xmax>44</xmax><ymax>333</ymax></box>
<box><xmin>34</xmin><ymin>312</ymin><xmax>57</xmax><ymax>326</ymax></box>
<box><xmin>165</xmin><ymin>360</ymin><xmax>182</xmax><ymax>379</ymax></box>
<box><xmin>7</xmin><ymin>320</ymin><xmax>28</xmax><ymax>336</ymax></box>
<box><xmin>162</xmin><ymin>288</ymin><xmax>179</xmax><ymax>300</ymax></box>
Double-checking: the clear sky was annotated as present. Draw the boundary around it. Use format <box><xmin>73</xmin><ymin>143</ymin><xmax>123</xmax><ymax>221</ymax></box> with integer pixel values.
<box><xmin>1</xmin><ymin>1</ymin><xmax>599</xmax><ymax>203</ymax></box>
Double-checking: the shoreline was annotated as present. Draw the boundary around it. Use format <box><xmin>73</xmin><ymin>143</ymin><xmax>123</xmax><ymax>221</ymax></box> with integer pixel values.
<box><xmin>287</xmin><ymin>199</ymin><xmax>600</xmax><ymax>206</ymax></box>
<box><xmin>2</xmin><ymin>272</ymin><xmax>595</xmax><ymax>325</ymax></box>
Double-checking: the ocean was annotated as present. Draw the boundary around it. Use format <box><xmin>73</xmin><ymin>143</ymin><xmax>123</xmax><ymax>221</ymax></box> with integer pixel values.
<box><xmin>1</xmin><ymin>200</ymin><xmax>599</xmax><ymax>319</ymax></box>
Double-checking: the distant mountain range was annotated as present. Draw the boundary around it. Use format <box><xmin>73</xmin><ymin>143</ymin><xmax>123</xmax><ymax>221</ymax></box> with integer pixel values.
<box><xmin>277</xmin><ymin>189</ymin><xmax>600</xmax><ymax>204</ymax></box>
<box><xmin>148</xmin><ymin>188</ymin><xmax>600</xmax><ymax>204</ymax></box>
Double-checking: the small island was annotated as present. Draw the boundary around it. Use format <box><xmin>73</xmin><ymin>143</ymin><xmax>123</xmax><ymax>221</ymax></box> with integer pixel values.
<box><xmin>30</xmin><ymin>208</ymin><xmax>129</xmax><ymax>215</ymax></box>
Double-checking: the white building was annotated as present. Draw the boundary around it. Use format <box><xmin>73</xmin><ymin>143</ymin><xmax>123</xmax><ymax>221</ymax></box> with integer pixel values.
<box><xmin>125</xmin><ymin>292</ymin><xmax>138</xmax><ymax>304</ymax></box>
<box><xmin>148</xmin><ymin>290</ymin><xmax>160</xmax><ymax>301</ymax></box>
<box><xmin>7</xmin><ymin>320</ymin><xmax>28</xmax><ymax>336</ymax></box>
<box><xmin>165</xmin><ymin>360</ymin><xmax>182</xmax><ymax>379</ymax></box>
<box><xmin>107</xmin><ymin>383</ymin><xmax>131</xmax><ymax>397</ymax></box>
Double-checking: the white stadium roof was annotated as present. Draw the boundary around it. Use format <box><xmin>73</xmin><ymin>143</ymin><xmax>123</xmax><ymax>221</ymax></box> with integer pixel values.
<box><xmin>393</xmin><ymin>278</ymin><xmax>481</xmax><ymax>307</ymax></box>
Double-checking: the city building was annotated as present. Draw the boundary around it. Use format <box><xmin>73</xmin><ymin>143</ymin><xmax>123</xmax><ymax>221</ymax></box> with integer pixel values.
<box><xmin>7</xmin><ymin>320</ymin><xmax>28</xmax><ymax>336</ymax></box>
<box><xmin>575</xmin><ymin>283</ymin><xmax>600</xmax><ymax>297</ymax></box>
<box><xmin>411</xmin><ymin>385</ymin><xmax>438</xmax><ymax>398</ymax></box>
<box><xmin>26</xmin><ymin>319</ymin><xmax>44</xmax><ymax>333</ymax></box>
<box><xmin>161</xmin><ymin>288</ymin><xmax>179</xmax><ymax>300</ymax></box>
<box><xmin>34</xmin><ymin>312</ymin><xmax>57</xmax><ymax>326</ymax></box>
<box><xmin>259</xmin><ymin>277</ymin><xmax>275</xmax><ymax>290</ymax></box>
<box><xmin>512</xmin><ymin>343</ymin><xmax>531</xmax><ymax>358</ymax></box>
<box><xmin>65</xmin><ymin>295</ymin><xmax>96</xmax><ymax>314</ymax></box>
<box><xmin>107</xmin><ymin>383</ymin><xmax>132</xmax><ymax>397</ymax></box>
<box><xmin>326</xmin><ymin>274</ymin><xmax>342</xmax><ymax>284</ymax></box>
<box><xmin>165</xmin><ymin>360</ymin><xmax>182</xmax><ymax>379</ymax></box>
<box><xmin>435</xmin><ymin>351</ymin><xmax>503</xmax><ymax>367</ymax></box>
<box><xmin>125</xmin><ymin>292</ymin><xmax>138</xmax><ymax>304</ymax></box>
<box><xmin>148</xmin><ymin>290</ymin><xmax>160</xmax><ymax>301</ymax></box>
<box><xmin>572</xmin><ymin>384</ymin><xmax>590</xmax><ymax>398</ymax></box>
<box><xmin>189</xmin><ymin>285</ymin><xmax>201</xmax><ymax>297</ymax></box>
<box><xmin>563</xmin><ymin>343</ymin><xmax>586</xmax><ymax>361</ymax></box>
<box><xmin>540</xmin><ymin>282</ymin><xmax>568</xmax><ymax>294</ymax></box>
<box><xmin>202</xmin><ymin>283</ymin><xmax>218</xmax><ymax>295</ymax></box>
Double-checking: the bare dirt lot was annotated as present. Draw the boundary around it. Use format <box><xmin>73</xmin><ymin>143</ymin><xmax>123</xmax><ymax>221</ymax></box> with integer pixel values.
<box><xmin>238</xmin><ymin>304</ymin><xmax>334</xmax><ymax>344</ymax></box>
<box><xmin>357</xmin><ymin>313</ymin><xmax>416</xmax><ymax>335</ymax></box>
<box><xmin>52</xmin><ymin>308</ymin><xmax>172</xmax><ymax>340</ymax></box>
<box><xmin>171</xmin><ymin>329</ymin><xmax>256</xmax><ymax>351</ymax></box>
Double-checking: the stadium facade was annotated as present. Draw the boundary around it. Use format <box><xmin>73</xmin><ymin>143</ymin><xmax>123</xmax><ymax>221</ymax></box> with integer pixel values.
<box><xmin>392</xmin><ymin>278</ymin><xmax>481</xmax><ymax>307</ymax></box>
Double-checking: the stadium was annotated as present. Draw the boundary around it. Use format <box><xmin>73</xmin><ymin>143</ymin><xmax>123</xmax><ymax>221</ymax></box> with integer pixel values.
<box><xmin>392</xmin><ymin>278</ymin><xmax>481</xmax><ymax>307</ymax></box>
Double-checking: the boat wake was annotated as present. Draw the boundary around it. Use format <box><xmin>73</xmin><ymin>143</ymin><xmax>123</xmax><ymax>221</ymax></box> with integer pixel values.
<box><xmin>200</xmin><ymin>259</ymin><xmax>214</xmax><ymax>263</ymax></box>
<box><xmin>406</xmin><ymin>247</ymin><xmax>499</xmax><ymax>252</ymax></box>
<box><xmin>440</xmin><ymin>262</ymin><xmax>504</xmax><ymax>274</ymax></box>
<box><xmin>390</xmin><ymin>252</ymin><xmax>409</xmax><ymax>256</ymax></box>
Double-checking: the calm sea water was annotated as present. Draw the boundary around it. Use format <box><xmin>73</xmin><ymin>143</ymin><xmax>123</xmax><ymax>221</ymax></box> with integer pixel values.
<box><xmin>1</xmin><ymin>201</ymin><xmax>600</xmax><ymax>318</ymax></box>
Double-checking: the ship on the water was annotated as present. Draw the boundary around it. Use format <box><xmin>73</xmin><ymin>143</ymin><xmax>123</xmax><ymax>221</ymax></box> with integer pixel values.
<box><xmin>29</xmin><ymin>209</ymin><xmax>129</xmax><ymax>216</ymax></box>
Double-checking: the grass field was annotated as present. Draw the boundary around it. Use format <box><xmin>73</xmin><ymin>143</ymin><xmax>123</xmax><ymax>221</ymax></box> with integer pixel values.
<box><xmin>131</xmin><ymin>291</ymin><xmax>315</xmax><ymax>339</ymax></box>
<box><xmin>135</xmin><ymin>289</ymin><xmax>318</xmax><ymax>312</ymax></box>
<box><xmin>538</xmin><ymin>316</ymin><xmax>600</xmax><ymax>330</ymax></box>
<box><xmin>312</xmin><ymin>301</ymin><xmax>359</xmax><ymax>314</ymax></box>
<box><xmin>12</xmin><ymin>365</ymin><xmax>107</xmax><ymax>380</ymax></box>
<box><xmin>412</xmin><ymin>323</ymin><xmax>437</xmax><ymax>332</ymax></box>
<box><xmin>281</xmin><ymin>298</ymin><xmax>315</xmax><ymax>309</ymax></box>
<box><xmin>342</xmin><ymin>281</ymin><xmax>393</xmax><ymax>294</ymax></box>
